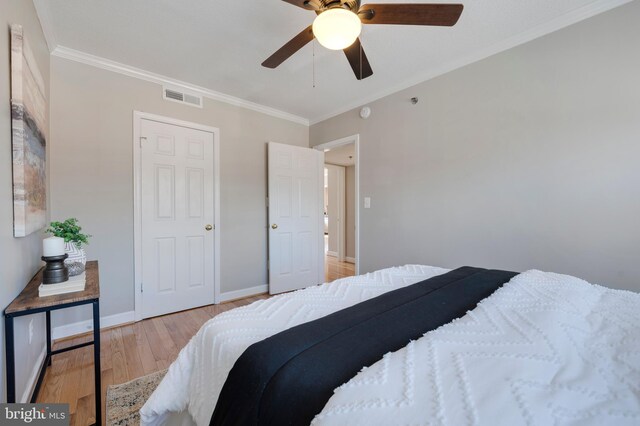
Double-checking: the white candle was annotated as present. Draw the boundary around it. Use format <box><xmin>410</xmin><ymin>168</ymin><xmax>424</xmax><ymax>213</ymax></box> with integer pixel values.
<box><xmin>43</xmin><ymin>237</ymin><xmax>65</xmax><ymax>257</ymax></box>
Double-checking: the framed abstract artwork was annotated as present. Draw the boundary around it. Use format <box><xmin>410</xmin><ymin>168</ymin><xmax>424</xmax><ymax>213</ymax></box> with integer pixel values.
<box><xmin>10</xmin><ymin>24</ymin><xmax>47</xmax><ymax>237</ymax></box>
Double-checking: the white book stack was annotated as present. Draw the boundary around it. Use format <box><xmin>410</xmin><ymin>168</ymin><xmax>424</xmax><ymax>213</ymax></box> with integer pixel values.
<box><xmin>39</xmin><ymin>273</ymin><xmax>86</xmax><ymax>297</ymax></box>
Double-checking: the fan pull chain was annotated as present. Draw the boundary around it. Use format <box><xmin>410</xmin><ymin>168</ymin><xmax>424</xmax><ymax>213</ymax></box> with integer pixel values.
<box><xmin>359</xmin><ymin>41</ymin><xmax>362</xmax><ymax>80</ymax></box>
<box><xmin>312</xmin><ymin>39</ymin><xmax>316</xmax><ymax>88</ymax></box>
<box><xmin>359</xmin><ymin>31</ymin><xmax>364</xmax><ymax>80</ymax></box>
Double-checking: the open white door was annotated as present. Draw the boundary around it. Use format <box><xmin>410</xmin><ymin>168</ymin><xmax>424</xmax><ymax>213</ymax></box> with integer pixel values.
<box><xmin>268</xmin><ymin>142</ymin><xmax>324</xmax><ymax>294</ymax></box>
<box><xmin>140</xmin><ymin>118</ymin><xmax>216</xmax><ymax>318</ymax></box>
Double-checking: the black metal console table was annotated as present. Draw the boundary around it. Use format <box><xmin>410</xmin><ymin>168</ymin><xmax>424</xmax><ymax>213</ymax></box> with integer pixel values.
<box><xmin>4</xmin><ymin>260</ymin><xmax>101</xmax><ymax>425</ymax></box>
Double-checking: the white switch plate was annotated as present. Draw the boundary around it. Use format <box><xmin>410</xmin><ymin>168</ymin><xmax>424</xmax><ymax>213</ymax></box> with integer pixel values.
<box><xmin>364</xmin><ymin>197</ymin><xmax>371</xmax><ymax>209</ymax></box>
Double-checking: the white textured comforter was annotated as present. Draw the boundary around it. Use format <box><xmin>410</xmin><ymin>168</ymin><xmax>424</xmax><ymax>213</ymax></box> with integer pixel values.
<box><xmin>313</xmin><ymin>270</ymin><xmax>640</xmax><ymax>425</ymax></box>
<box><xmin>140</xmin><ymin>265</ymin><xmax>449</xmax><ymax>426</ymax></box>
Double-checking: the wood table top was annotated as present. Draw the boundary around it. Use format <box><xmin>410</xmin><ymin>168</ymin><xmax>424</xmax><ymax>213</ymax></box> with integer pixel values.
<box><xmin>5</xmin><ymin>261</ymin><xmax>100</xmax><ymax>316</ymax></box>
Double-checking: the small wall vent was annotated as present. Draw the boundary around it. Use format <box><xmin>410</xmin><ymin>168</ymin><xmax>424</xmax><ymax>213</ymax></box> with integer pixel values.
<box><xmin>163</xmin><ymin>87</ymin><xmax>203</xmax><ymax>108</ymax></box>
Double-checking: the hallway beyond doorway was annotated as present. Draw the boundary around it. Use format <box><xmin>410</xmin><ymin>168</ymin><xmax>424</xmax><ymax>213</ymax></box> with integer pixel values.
<box><xmin>324</xmin><ymin>235</ymin><xmax>355</xmax><ymax>282</ymax></box>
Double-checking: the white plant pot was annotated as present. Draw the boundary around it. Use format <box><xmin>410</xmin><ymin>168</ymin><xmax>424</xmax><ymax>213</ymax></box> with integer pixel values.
<box><xmin>64</xmin><ymin>242</ymin><xmax>87</xmax><ymax>276</ymax></box>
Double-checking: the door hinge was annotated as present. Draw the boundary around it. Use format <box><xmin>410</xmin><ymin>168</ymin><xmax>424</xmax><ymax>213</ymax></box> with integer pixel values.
<box><xmin>265</xmin><ymin>197</ymin><xmax>269</xmax><ymax>207</ymax></box>
<box><xmin>140</xmin><ymin>282</ymin><xmax>143</xmax><ymax>293</ymax></box>
<box><xmin>139</xmin><ymin>136</ymin><xmax>147</xmax><ymax>148</ymax></box>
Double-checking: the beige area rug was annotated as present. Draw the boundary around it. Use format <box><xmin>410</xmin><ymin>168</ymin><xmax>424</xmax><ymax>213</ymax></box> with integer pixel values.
<box><xmin>106</xmin><ymin>369</ymin><xmax>167</xmax><ymax>426</ymax></box>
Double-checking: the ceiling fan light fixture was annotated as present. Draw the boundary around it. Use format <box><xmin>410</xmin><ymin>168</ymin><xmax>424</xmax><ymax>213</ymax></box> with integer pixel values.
<box><xmin>312</xmin><ymin>8</ymin><xmax>362</xmax><ymax>50</ymax></box>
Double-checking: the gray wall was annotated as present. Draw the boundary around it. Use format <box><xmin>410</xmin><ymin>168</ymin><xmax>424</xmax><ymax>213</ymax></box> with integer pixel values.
<box><xmin>345</xmin><ymin>165</ymin><xmax>355</xmax><ymax>259</ymax></box>
<box><xmin>49</xmin><ymin>56</ymin><xmax>308</xmax><ymax>325</ymax></box>
<box><xmin>310</xmin><ymin>1</ymin><xmax>640</xmax><ymax>291</ymax></box>
<box><xmin>0</xmin><ymin>0</ymin><xmax>50</xmax><ymax>402</ymax></box>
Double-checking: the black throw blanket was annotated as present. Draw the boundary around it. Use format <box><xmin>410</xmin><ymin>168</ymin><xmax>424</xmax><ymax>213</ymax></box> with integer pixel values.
<box><xmin>210</xmin><ymin>266</ymin><xmax>517</xmax><ymax>426</ymax></box>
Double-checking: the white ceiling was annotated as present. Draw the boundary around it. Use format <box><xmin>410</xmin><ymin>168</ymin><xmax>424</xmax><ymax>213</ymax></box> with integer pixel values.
<box><xmin>35</xmin><ymin>0</ymin><xmax>627</xmax><ymax>124</ymax></box>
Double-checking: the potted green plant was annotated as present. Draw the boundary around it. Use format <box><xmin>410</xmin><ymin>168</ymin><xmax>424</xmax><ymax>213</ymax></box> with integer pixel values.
<box><xmin>46</xmin><ymin>218</ymin><xmax>91</xmax><ymax>276</ymax></box>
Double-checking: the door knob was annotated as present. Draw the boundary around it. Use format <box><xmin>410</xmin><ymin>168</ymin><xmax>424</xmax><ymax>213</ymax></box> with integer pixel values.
<box><xmin>271</xmin><ymin>224</ymin><xmax>278</xmax><ymax>229</ymax></box>
<box><xmin>205</xmin><ymin>224</ymin><xmax>213</xmax><ymax>231</ymax></box>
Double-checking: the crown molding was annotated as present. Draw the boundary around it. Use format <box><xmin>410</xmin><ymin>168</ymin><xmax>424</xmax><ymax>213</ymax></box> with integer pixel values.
<box><xmin>308</xmin><ymin>0</ymin><xmax>632</xmax><ymax>125</ymax></box>
<box><xmin>36</xmin><ymin>0</ymin><xmax>628</xmax><ymax>126</ymax></box>
<box><xmin>51</xmin><ymin>46</ymin><xmax>310</xmax><ymax>126</ymax></box>
<box><xmin>33</xmin><ymin>0</ymin><xmax>58</xmax><ymax>52</ymax></box>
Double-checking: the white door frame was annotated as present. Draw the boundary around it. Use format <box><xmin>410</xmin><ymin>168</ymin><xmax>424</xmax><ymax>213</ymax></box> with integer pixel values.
<box><xmin>133</xmin><ymin>111</ymin><xmax>221</xmax><ymax>321</ymax></box>
<box><xmin>314</xmin><ymin>134</ymin><xmax>360</xmax><ymax>274</ymax></box>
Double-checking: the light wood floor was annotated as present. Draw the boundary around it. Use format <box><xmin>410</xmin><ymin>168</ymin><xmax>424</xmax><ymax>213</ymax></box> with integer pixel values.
<box><xmin>37</xmin><ymin>257</ymin><xmax>354</xmax><ymax>425</ymax></box>
<box><xmin>323</xmin><ymin>234</ymin><xmax>356</xmax><ymax>282</ymax></box>
<box><xmin>36</xmin><ymin>295</ymin><xmax>268</xmax><ymax>426</ymax></box>
<box><xmin>325</xmin><ymin>255</ymin><xmax>356</xmax><ymax>282</ymax></box>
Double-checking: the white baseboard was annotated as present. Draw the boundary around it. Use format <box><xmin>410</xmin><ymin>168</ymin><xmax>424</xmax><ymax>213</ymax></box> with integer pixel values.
<box><xmin>219</xmin><ymin>285</ymin><xmax>268</xmax><ymax>303</ymax></box>
<box><xmin>52</xmin><ymin>310</ymin><xmax>135</xmax><ymax>340</ymax></box>
<box><xmin>21</xmin><ymin>345</ymin><xmax>47</xmax><ymax>403</ymax></box>
<box><xmin>326</xmin><ymin>251</ymin><xmax>337</xmax><ymax>258</ymax></box>
<box><xmin>345</xmin><ymin>257</ymin><xmax>356</xmax><ymax>264</ymax></box>
<box><xmin>51</xmin><ymin>285</ymin><xmax>270</xmax><ymax>339</ymax></box>
<box><xmin>51</xmin><ymin>286</ymin><xmax>269</xmax><ymax>340</ymax></box>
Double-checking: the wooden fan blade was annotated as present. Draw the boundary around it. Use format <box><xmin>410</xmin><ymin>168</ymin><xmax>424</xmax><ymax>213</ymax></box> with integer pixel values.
<box><xmin>344</xmin><ymin>38</ymin><xmax>373</xmax><ymax>80</ymax></box>
<box><xmin>359</xmin><ymin>4</ymin><xmax>463</xmax><ymax>26</ymax></box>
<box><xmin>262</xmin><ymin>26</ymin><xmax>314</xmax><ymax>69</ymax></box>
<box><xmin>281</xmin><ymin>0</ymin><xmax>320</xmax><ymax>10</ymax></box>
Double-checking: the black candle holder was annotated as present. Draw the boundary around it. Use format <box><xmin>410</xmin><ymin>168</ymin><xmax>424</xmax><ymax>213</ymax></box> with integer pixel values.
<box><xmin>41</xmin><ymin>254</ymin><xmax>69</xmax><ymax>284</ymax></box>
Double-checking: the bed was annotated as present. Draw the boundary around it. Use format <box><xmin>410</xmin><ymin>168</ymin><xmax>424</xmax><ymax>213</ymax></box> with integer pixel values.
<box><xmin>140</xmin><ymin>265</ymin><xmax>640</xmax><ymax>426</ymax></box>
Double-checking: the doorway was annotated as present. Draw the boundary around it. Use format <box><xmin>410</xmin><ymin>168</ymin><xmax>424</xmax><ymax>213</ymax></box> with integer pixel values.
<box><xmin>133</xmin><ymin>112</ymin><xmax>221</xmax><ymax>321</ymax></box>
<box><xmin>315</xmin><ymin>135</ymin><xmax>359</xmax><ymax>282</ymax></box>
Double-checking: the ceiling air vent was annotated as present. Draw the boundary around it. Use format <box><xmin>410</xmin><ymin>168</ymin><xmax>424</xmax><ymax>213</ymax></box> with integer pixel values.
<box><xmin>163</xmin><ymin>87</ymin><xmax>203</xmax><ymax>108</ymax></box>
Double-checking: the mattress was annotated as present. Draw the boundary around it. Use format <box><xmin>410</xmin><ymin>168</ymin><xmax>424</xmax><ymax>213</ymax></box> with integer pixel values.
<box><xmin>140</xmin><ymin>265</ymin><xmax>450</xmax><ymax>426</ymax></box>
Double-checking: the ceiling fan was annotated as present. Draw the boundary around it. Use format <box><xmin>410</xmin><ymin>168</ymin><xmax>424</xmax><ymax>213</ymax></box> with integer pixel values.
<box><xmin>262</xmin><ymin>1</ymin><xmax>464</xmax><ymax>80</ymax></box>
